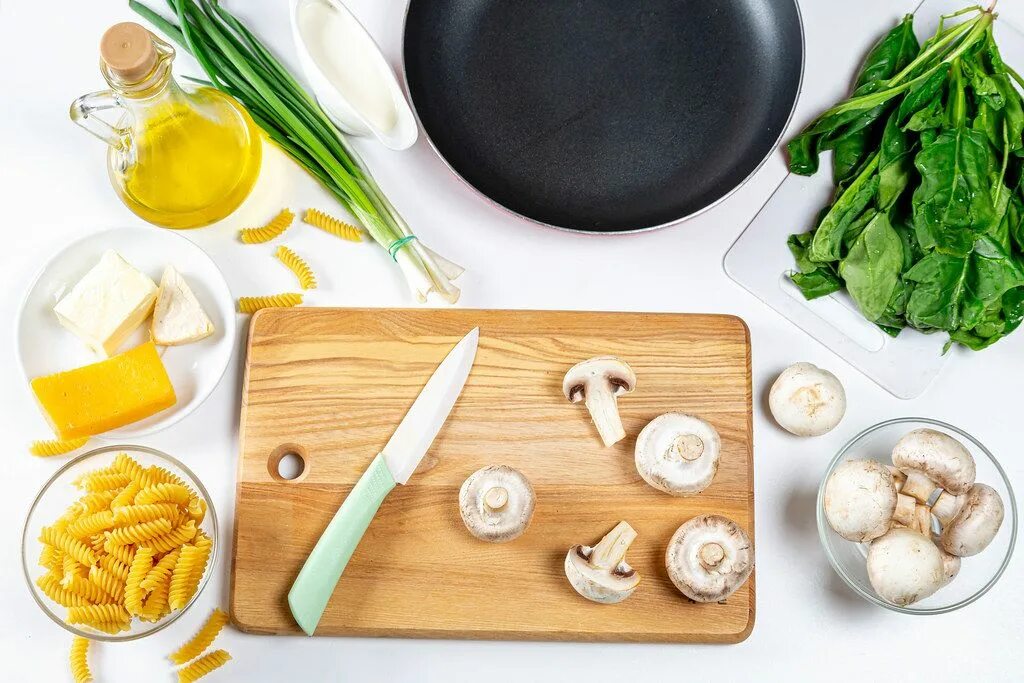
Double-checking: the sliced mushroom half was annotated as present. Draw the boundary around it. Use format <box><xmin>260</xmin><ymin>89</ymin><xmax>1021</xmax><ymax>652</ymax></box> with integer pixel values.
<box><xmin>459</xmin><ymin>465</ymin><xmax>536</xmax><ymax>543</ymax></box>
<box><xmin>563</xmin><ymin>356</ymin><xmax>636</xmax><ymax>447</ymax></box>
<box><xmin>564</xmin><ymin>521</ymin><xmax>640</xmax><ymax>604</ymax></box>
<box><xmin>634</xmin><ymin>413</ymin><xmax>721</xmax><ymax>496</ymax></box>
<box><xmin>666</xmin><ymin>515</ymin><xmax>753</xmax><ymax>603</ymax></box>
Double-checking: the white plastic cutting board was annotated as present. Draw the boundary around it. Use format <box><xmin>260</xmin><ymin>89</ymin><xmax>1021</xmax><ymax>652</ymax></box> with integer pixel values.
<box><xmin>725</xmin><ymin>0</ymin><xmax>1024</xmax><ymax>399</ymax></box>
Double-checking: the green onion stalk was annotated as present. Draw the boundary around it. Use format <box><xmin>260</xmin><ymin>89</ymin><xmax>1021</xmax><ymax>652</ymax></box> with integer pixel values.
<box><xmin>130</xmin><ymin>0</ymin><xmax>463</xmax><ymax>303</ymax></box>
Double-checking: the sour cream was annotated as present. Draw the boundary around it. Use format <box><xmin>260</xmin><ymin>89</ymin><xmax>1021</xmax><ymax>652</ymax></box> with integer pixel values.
<box><xmin>296</xmin><ymin>1</ymin><xmax>398</xmax><ymax>133</ymax></box>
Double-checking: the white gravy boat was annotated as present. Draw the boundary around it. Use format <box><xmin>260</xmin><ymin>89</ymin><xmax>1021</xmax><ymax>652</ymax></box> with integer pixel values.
<box><xmin>290</xmin><ymin>0</ymin><xmax>418</xmax><ymax>150</ymax></box>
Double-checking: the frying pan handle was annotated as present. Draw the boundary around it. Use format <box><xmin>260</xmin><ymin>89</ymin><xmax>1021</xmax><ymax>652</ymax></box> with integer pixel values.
<box><xmin>287</xmin><ymin>453</ymin><xmax>396</xmax><ymax>635</ymax></box>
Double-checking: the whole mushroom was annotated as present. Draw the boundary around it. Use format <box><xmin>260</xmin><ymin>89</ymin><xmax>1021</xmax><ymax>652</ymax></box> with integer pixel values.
<box><xmin>939</xmin><ymin>483</ymin><xmax>1005</xmax><ymax>557</ymax></box>
<box><xmin>634</xmin><ymin>413</ymin><xmax>721</xmax><ymax>496</ymax></box>
<box><xmin>564</xmin><ymin>521</ymin><xmax>640</xmax><ymax>604</ymax></box>
<box><xmin>866</xmin><ymin>527</ymin><xmax>946</xmax><ymax>606</ymax></box>
<box><xmin>823</xmin><ymin>460</ymin><xmax>898</xmax><ymax>542</ymax></box>
<box><xmin>768</xmin><ymin>362</ymin><xmax>846</xmax><ymax>437</ymax></box>
<box><xmin>563</xmin><ymin>357</ymin><xmax>636</xmax><ymax>447</ymax></box>
<box><xmin>458</xmin><ymin>465</ymin><xmax>536</xmax><ymax>543</ymax></box>
<box><xmin>891</xmin><ymin>429</ymin><xmax>976</xmax><ymax>503</ymax></box>
<box><xmin>666</xmin><ymin>515</ymin><xmax>753</xmax><ymax>603</ymax></box>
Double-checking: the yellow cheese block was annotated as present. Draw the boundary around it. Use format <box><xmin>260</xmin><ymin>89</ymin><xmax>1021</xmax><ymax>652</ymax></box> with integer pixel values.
<box><xmin>31</xmin><ymin>341</ymin><xmax>177</xmax><ymax>439</ymax></box>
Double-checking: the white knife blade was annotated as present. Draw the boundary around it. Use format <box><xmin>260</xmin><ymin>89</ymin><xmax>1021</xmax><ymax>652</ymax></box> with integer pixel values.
<box><xmin>382</xmin><ymin>327</ymin><xmax>479</xmax><ymax>483</ymax></box>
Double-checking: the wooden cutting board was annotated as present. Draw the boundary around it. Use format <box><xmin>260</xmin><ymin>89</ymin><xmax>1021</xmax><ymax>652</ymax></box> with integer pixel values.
<box><xmin>231</xmin><ymin>308</ymin><xmax>754</xmax><ymax>643</ymax></box>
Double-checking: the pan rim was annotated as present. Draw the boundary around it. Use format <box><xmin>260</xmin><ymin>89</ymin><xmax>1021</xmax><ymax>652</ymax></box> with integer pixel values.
<box><xmin>400</xmin><ymin>0</ymin><xmax>807</xmax><ymax>235</ymax></box>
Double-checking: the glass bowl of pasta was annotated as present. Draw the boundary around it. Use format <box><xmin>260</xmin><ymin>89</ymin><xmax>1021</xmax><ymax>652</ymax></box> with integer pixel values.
<box><xmin>22</xmin><ymin>445</ymin><xmax>218</xmax><ymax>641</ymax></box>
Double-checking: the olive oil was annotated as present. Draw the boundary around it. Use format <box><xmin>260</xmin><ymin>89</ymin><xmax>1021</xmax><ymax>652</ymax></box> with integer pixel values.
<box><xmin>112</xmin><ymin>88</ymin><xmax>261</xmax><ymax>229</ymax></box>
<box><xmin>72</xmin><ymin>23</ymin><xmax>261</xmax><ymax>229</ymax></box>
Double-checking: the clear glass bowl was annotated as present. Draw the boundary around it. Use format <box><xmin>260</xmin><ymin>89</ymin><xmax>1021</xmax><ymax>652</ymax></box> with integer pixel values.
<box><xmin>22</xmin><ymin>445</ymin><xmax>218</xmax><ymax>640</ymax></box>
<box><xmin>817</xmin><ymin>418</ymin><xmax>1017</xmax><ymax>614</ymax></box>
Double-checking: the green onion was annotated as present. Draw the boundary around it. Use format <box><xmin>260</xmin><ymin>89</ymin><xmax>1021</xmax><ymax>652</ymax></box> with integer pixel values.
<box><xmin>130</xmin><ymin>0</ymin><xmax>463</xmax><ymax>303</ymax></box>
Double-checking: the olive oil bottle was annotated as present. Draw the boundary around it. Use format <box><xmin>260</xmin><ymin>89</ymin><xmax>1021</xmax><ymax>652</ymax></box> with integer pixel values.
<box><xmin>71</xmin><ymin>22</ymin><xmax>261</xmax><ymax>229</ymax></box>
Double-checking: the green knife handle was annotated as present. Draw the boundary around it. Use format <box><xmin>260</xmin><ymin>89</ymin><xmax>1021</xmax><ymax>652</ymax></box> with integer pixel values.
<box><xmin>287</xmin><ymin>453</ymin><xmax>396</xmax><ymax>635</ymax></box>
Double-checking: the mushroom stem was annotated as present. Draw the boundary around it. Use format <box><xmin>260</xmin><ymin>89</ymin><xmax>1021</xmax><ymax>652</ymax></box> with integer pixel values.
<box><xmin>901</xmin><ymin>470</ymin><xmax>938</xmax><ymax>503</ymax></box>
<box><xmin>698</xmin><ymin>542</ymin><xmax>726</xmax><ymax>570</ymax></box>
<box><xmin>932</xmin><ymin>491</ymin><xmax>964</xmax><ymax>525</ymax></box>
<box><xmin>585</xmin><ymin>390</ymin><xmax>626</xmax><ymax>448</ymax></box>
<box><xmin>590</xmin><ymin>521</ymin><xmax>637</xmax><ymax>569</ymax></box>
<box><xmin>672</xmin><ymin>434</ymin><xmax>705</xmax><ymax>461</ymax></box>
<box><xmin>483</xmin><ymin>486</ymin><xmax>508</xmax><ymax>511</ymax></box>
<box><xmin>892</xmin><ymin>493</ymin><xmax>917</xmax><ymax>527</ymax></box>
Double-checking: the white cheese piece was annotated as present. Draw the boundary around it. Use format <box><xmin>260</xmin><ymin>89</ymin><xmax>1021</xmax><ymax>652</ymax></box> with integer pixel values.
<box><xmin>151</xmin><ymin>266</ymin><xmax>214</xmax><ymax>346</ymax></box>
<box><xmin>53</xmin><ymin>249</ymin><xmax>158</xmax><ymax>357</ymax></box>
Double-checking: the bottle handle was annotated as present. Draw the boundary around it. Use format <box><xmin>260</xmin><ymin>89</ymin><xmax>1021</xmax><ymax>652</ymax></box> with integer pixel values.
<box><xmin>70</xmin><ymin>90</ymin><xmax>130</xmax><ymax>149</ymax></box>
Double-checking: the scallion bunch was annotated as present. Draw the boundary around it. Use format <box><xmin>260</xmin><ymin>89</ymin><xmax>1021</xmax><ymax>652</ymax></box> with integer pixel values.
<box><xmin>131</xmin><ymin>0</ymin><xmax>463</xmax><ymax>303</ymax></box>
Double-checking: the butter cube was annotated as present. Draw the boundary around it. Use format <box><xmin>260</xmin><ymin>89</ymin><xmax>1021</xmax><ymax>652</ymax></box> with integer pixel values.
<box><xmin>54</xmin><ymin>250</ymin><xmax>158</xmax><ymax>357</ymax></box>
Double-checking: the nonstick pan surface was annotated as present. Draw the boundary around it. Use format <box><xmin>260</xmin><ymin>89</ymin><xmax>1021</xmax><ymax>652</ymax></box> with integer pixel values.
<box><xmin>403</xmin><ymin>0</ymin><xmax>804</xmax><ymax>233</ymax></box>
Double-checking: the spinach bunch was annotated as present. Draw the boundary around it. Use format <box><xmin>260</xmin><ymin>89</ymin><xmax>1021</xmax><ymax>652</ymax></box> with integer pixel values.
<box><xmin>787</xmin><ymin>7</ymin><xmax>1024</xmax><ymax>351</ymax></box>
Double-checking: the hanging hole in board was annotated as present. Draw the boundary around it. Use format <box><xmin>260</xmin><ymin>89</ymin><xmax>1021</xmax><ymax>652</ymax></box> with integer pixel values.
<box><xmin>269</xmin><ymin>444</ymin><xmax>308</xmax><ymax>482</ymax></box>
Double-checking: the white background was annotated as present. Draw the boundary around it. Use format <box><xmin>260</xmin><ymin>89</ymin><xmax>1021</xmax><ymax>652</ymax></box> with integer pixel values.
<box><xmin>2</xmin><ymin>1</ymin><xmax>1022</xmax><ymax>681</ymax></box>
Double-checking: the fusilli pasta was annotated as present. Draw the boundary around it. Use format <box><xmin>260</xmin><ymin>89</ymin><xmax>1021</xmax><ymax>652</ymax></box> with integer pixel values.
<box><xmin>177</xmin><ymin>649</ymin><xmax>232</xmax><ymax>683</ymax></box>
<box><xmin>239</xmin><ymin>208</ymin><xmax>294</xmax><ymax>244</ymax></box>
<box><xmin>275</xmin><ymin>245</ymin><xmax>318</xmax><ymax>289</ymax></box>
<box><xmin>34</xmin><ymin>453</ymin><xmax>214</xmax><ymax>635</ymax></box>
<box><xmin>303</xmin><ymin>208</ymin><xmax>362</xmax><ymax>242</ymax></box>
<box><xmin>237</xmin><ymin>293</ymin><xmax>303</xmax><ymax>314</ymax></box>
<box><xmin>169</xmin><ymin>608</ymin><xmax>230</xmax><ymax>664</ymax></box>
<box><xmin>70</xmin><ymin>636</ymin><xmax>92</xmax><ymax>683</ymax></box>
<box><xmin>30</xmin><ymin>437</ymin><xmax>89</xmax><ymax>457</ymax></box>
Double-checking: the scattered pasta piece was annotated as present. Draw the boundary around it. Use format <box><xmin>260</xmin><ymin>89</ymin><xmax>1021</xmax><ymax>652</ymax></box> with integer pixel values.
<box><xmin>303</xmin><ymin>208</ymin><xmax>362</xmax><ymax>242</ymax></box>
<box><xmin>170</xmin><ymin>608</ymin><xmax>230</xmax><ymax>665</ymax></box>
<box><xmin>30</xmin><ymin>437</ymin><xmax>89</xmax><ymax>457</ymax></box>
<box><xmin>237</xmin><ymin>293</ymin><xmax>303</xmax><ymax>314</ymax></box>
<box><xmin>33</xmin><ymin>452</ymin><xmax>214</xmax><ymax>635</ymax></box>
<box><xmin>177</xmin><ymin>649</ymin><xmax>232</xmax><ymax>683</ymax></box>
<box><xmin>238</xmin><ymin>208</ymin><xmax>294</xmax><ymax>244</ymax></box>
<box><xmin>275</xmin><ymin>245</ymin><xmax>318</xmax><ymax>289</ymax></box>
<box><xmin>70</xmin><ymin>636</ymin><xmax>92</xmax><ymax>683</ymax></box>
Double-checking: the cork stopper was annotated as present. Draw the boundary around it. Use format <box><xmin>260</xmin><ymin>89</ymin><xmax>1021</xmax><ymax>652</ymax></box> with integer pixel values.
<box><xmin>100</xmin><ymin>22</ymin><xmax>157</xmax><ymax>82</ymax></box>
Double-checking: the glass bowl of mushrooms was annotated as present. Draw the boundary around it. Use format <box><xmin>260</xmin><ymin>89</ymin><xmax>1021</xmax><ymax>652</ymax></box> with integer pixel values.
<box><xmin>817</xmin><ymin>418</ymin><xmax>1017</xmax><ymax>614</ymax></box>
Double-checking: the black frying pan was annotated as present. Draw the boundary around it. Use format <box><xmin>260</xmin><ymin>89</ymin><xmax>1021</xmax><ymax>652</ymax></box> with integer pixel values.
<box><xmin>403</xmin><ymin>0</ymin><xmax>804</xmax><ymax>233</ymax></box>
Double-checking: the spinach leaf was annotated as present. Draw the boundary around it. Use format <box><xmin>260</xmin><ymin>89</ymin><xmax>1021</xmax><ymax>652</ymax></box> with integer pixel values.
<box><xmin>897</xmin><ymin>65</ymin><xmax>950</xmax><ymax>123</ymax></box>
<box><xmin>842</xmin><ymin>209</ymin><xmax>878</xmax><ymax>250</ymax></box>
<box><xmin>839</xmin><ymin>213</ymin><xmax>905</xmax><ymax>321</ymax></box>
<box><xmin>878</xmin><ymin>111</ymin><xmax>916</xmax><ymax>209</ymax></box>
<box><xmin>904</xmin><ymin>97</ymin><xmax>945</xmax><ymax>131</ymax></box>
<box><xmin>993</xmin><ymin>75</ymin><xmax>1024</xmax><ymax>154</ymax></box>
<box><xmin>856</xmin><ymin>14</ymin><xmax>920</xmax><ymax>89</ymax></box>
<box><xmin>904</xmin><ymin>252</ymin><xmax>969</xmax><ymax>330</ymax></box>
<box><xmin>787</xmin><ymin>233</ymin><xmax>843</xmax><ymax>299</ymax></box>
<box><xmin>809</xmin><ymin>155</ymin><xmax>880</xmax><ymax>262</ymax></box>
<box><xmin>912</xmin><ymin>127</ymin><xmax>997</xmax><ymax>256</ymax></box>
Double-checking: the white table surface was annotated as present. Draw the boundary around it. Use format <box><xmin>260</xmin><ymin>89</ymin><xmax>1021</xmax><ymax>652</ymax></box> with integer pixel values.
<box><xmin>2</xmin><ymin>1</ymin><xmax>1022</xmax><ymax>681</ymax></box>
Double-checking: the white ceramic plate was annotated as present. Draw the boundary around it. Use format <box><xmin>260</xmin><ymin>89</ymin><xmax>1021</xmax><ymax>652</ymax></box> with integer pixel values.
<box><xmin>17</xmin><ymin>227</ymin><xmax>235</xmax><ymax>438</ymax></box>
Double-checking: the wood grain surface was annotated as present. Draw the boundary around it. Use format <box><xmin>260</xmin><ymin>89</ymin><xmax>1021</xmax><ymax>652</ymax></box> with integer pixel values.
<box><xmin>231</xmin><ymin>308</ymin><xmax>755</xmax><ymax>642</ymax></box>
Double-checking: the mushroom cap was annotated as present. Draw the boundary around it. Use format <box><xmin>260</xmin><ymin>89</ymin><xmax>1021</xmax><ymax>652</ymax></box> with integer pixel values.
<box><xmin>562</xmin><ymin>356</ymin><xmax>636</xmax><ymax>402</ymax></box>
<box><xmin>564</xmin><ymin>521</ymin><xmax>640</xmax><ymax>604</ymax></box>
<box><xmin>939</xmin><ymin>549</ymin><xmax>961</xmax><ymax>588</ymax></box>
<box><xmin>458</xmin><ymin>465</ymin><xmax>536</xmax><ymax>543</ymax></box>
<box><xmin>866</xmin><ymin>528</ymin><xmax>945</xmax><ymax>606</ymax></box>
<box><xmin>823</xmin><ymin>459</ymin><xmax>897</xmax><ymax>542</ymax></box>
<box><xmin>634</xmin><ymin>413</ymin><xmax>721</xmax><ymax>496</ymax></box>
<box><xmin>666</xmin><ymin>514</ymin><xmax>753</xmax><ymax>603</ymax></box>
<box><xmin>891</xmin><ymin>429</ymin><xmax>976</xmax><ymax>496</ymax></box>
<box><xmin>768</xmin><ymin>362</ymin><xmax>846</xmax><ymax>437</ymax></box>
<box><xmin>939</xmin><ymin>483</ymin><xmax>1004</xmax><ymax>557</ymax></box>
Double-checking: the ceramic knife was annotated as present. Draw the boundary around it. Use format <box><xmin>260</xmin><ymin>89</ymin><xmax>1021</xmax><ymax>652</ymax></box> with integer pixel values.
<box><xmin>287</xmin><ymin>327</ymin><xmax>480</xmax><ymax>635</ymax></box>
